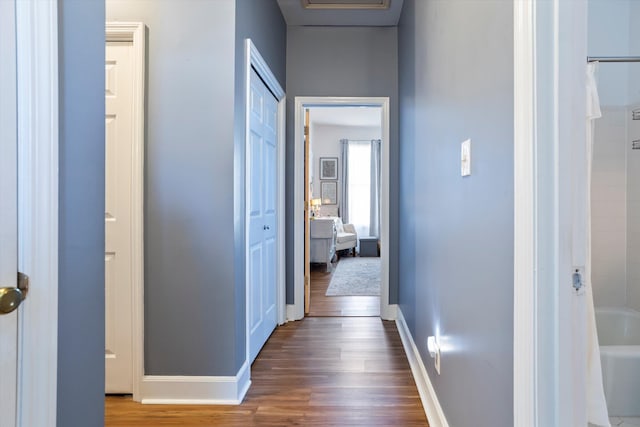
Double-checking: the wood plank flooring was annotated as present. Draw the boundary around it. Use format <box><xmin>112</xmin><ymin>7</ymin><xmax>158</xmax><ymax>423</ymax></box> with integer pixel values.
<box><xmin>105</xmin><ymin>317</ymin><xmax>428</xmax><ymax>426</ymax></box>
<box><xmin>308</xmin><ymin>256</ymin><xmax>380</xmax><ymax>317</ymax></box>
<box><xmin>105</xmin><ymin>257</ymin><xmax>418</xmax><ymax>426</ymax></box>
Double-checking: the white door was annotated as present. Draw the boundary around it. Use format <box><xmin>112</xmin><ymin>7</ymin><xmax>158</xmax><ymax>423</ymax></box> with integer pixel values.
<box><xmin>248</xmin><ymin>68</ymin><xmax>278</xmax><ymax>363</ymax></box>
<box><xmin>0</xmin><ymin>0</ymin><xmax>19</xmax><ymax>423</ymax></box>
<box><xmin>105</xmin><ymin>41</ymin><xmax>135</xmax><ymax>393</ymax></box>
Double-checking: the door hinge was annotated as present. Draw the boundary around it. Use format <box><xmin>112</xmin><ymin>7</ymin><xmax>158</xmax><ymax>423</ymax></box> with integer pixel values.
<box><xmin>18</xmin><ymin>272</ymin><xmax>29</xmax><ymax>297</ymax></box>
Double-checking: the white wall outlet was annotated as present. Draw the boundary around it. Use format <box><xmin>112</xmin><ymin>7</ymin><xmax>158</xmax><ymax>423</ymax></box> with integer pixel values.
<box><xmin>461</xmin><ymin>138</ymin><xmax>471</xmax><ymax>177</ymax></box>
<box><xmin>427</xmin><ymin>336</ymin><xmax>441</xmax><ymax>375</ymax></box>
<box><xmin>572</xmin><ymin>266</ymin><xmax>586</xmax><ymax>296</ymax></box>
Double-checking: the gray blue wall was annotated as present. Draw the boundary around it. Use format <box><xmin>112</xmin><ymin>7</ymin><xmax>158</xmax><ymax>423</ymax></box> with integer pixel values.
<box><xmin>234</xmin><ymin>0</ymin><xmax>287</xmax><ymax>370</ymax></box>
<box><xmin>285</xmin><ymin>26</ymin><xmax>399</xmax><ymax>304</ymax></box>
<box><xmin>398</xmin><ymin>1</ymin><xmax>514</xmax><ymax>426</ymax></box>
<box><xmin>107</xmin><ymin>0</ymin><xmax>286</xmax><ymax>375</ymax></box>
<box><xmin>107</xmin><ymin>0</ymin><xmax>239</xmax><ymax>375</ymax></box>
<box><xmin>57</xmin><ymin>0</ymin><xmax>105</xmax><ymax>425</ymax></box>
<box><xmin>57</xmin><ymin>1</ymin><xmax>285</xmax><ymax>422</ymax></box>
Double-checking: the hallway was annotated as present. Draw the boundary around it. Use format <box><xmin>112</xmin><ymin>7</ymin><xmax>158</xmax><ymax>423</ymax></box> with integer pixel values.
<box><xmin>105</xmin><ymin>317</ymin><xmax>428</xmax><ymax>426</ymax></box>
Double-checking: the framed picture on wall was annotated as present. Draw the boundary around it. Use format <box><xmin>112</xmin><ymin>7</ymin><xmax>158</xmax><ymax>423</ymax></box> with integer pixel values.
<box><xmin>321</xmin><ymin>181</ymin><xmax>338</xmax><ymax>205</ymax></box>
<box><xmin>319</xmin><ymin>157</ymin><xmax>338</xmax><ymax>180</ymax></box>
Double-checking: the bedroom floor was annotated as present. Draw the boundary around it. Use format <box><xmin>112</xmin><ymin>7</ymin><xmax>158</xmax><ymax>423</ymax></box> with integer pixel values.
<box><xmin>309</xmin><ymin>256</ymin><xmax>380</xmax><ymax>317</ymax></box>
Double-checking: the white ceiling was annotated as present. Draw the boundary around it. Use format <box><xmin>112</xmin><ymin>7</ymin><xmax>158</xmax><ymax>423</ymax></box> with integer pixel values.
<box><xmin>277</xmin><ymin>0</ymin><xmax>404</xmax><ymax>26</ymax></box>
<box><xmin>309</xmin><ymin>106</ymin><xmax>382</xmax><ymax>127</ymax></box>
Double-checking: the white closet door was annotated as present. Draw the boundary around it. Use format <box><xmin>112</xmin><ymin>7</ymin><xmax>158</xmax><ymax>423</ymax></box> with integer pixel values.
<box><xmin>248</xmin><ymin>68</ymin><xmax>278</xmax><ymax>363</ymax></box>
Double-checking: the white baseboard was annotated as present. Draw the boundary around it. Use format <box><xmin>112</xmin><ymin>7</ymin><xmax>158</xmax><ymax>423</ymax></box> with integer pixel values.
<box><xmin>287</xmin><ymin>303</ymin><xmax>303</xmax><ymax>321</ymax></box>
<box><xmin>396</xmin><ymin>308</ymin><xmax>449</xmax><ymax>427</ymax></box>
<box><xmin>382</xmin><ymin>303</ymin><xmax>398</xmax><ymax>321</ymax></box>
<box><xmin>140</xmin><ymin>361</ymin><xmax>251</xmax><ymax>405</ymax></box>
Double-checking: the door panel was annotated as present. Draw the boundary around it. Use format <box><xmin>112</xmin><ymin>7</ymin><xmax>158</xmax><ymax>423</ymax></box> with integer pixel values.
<box><xmin>105</xmin><ymin>41</ymin><xmax>134</xmax><ymax>393</ymax></box>
<box><xmin>104</xmin><ymin>252</ymin><xmax>117</xmax><ymax>357</ymax></box>
<box><xmin>264</xmin><ymin>137</ymin><xmax>277</xmax><ymax>215</ymax></box>
<box><xmin>249</xmin><ymin>245</ymin><xmax>262</xmax><ymax>333</ymax></box>
<box><xmin>265</xmin><ymin>238</ymin><xmax>277</xmax><ymax>314</ymax></box>
<box><xmin>250</xmin><ymin>132</ymin><xmax>263</xmax><ymax>216</ymax></box>
<box><xmin>248</xmin><ymin>68</ymin><xmax>278</xmax><ymax>363</ymax></box>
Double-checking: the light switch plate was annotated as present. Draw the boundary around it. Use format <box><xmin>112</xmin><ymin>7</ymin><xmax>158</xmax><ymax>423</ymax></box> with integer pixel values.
<box><xmin>461</xmin><ymin>139</ymin><xmax>471</xmax><ymax>177</ymax></box>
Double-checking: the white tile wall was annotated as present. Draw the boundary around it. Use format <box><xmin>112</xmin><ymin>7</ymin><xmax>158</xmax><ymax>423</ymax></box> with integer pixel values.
<box><xmin>593</xmin><ymin>105</ymin><xmax>640</xmax><ymax>311</ymax></box>
<box><xmin>627</xmin><ymin>106</ymin><xmax>640</xmax><ymax>311</ymax></box>
<box><xmin>592</xmin><ymin>108</ymin><xmax>628</xmax><ymax>307</ymax></box>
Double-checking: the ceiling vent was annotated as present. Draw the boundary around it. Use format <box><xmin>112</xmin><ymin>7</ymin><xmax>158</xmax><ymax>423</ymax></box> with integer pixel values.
<box><xmin>302</xmin><ymin>0</ymin><xmax>391</xmax><ymax>10</ymax></box>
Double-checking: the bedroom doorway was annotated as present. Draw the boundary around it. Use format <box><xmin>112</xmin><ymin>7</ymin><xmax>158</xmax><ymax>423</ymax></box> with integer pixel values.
<box><xmin>293</xmin><ymin>97</ymin><xmax>393</xmax><ymax>320</ymax></box>
<box><xmin>306</xmin><ymin>106</ymin><xmax>382</xmax><ymax>317</ymax></box>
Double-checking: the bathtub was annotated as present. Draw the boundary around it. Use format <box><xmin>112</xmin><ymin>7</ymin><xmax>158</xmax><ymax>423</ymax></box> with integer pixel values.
<box><xmin>596</xmin><ymin>307</ymin><xmax>640</xmax><ymax>416</ymax></box>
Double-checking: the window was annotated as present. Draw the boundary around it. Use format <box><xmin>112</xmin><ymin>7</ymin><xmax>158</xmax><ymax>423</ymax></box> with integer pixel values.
<box><xmin>347</xmin><ymin>142</ymin><xmax>371</xmax><ymax>242</ymax></box>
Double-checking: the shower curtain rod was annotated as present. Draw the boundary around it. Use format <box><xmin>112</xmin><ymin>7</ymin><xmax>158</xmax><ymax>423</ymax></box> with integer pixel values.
<box><xmin>588</xmin><ymin>56</ymin><xmax>640</xmax><ymax>63</ymax></box>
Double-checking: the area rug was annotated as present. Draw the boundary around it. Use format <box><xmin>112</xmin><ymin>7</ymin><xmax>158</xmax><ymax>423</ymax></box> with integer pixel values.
<box><xmin>325</xmin><ymin>257</ymin><xmax>381</xmax><ymax>296</ymax></box>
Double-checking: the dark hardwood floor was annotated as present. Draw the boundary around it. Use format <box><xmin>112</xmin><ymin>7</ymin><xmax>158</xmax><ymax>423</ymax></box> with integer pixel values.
<box><xmin>105</xmin><ymin>256</ymin><xmax>425</xmax><ymax>426</ymax></box>
<box><xmin>105</xmin><ymin>317</ymin><xmax>428</xmax><ymax>426</ymax></box>
<box><xmin>308</xmin><ymin>255</ymin><xmax>380</xmax><ymax>317</ymax></box>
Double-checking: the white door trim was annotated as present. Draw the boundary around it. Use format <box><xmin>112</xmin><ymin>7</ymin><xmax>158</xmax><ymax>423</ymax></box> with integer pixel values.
<box><xmin>244</xmin><ymin>39</ymin><xmax>286</xmax><ymax>370</ymax></box>
<box><xmin>513</xmin><ymin>1</ymin><xmax>536</xmax><ymax>423</ymax></box>
<box><xmin>105</xmin><ymin>22</ymin><xmax>146</xmax><ymax>402</ymax></box>
<box><xmin>513</xmin><ymin>1</ymin><xmax>588</xmax><ymax>425</ymax></box>
<box><xmin>15</xmin><ymin>0</ymin><xmax>59</xmax><ymax>425</ymax></box>
<box><xmin>291</xmin><ymin>97</ymin><xmax>394</xmax><ymax>321</ymax></box>
<box><xmin>0</xmin><ymin>0</ymin><xmax>18</xmax><ymax>424</ymax></box>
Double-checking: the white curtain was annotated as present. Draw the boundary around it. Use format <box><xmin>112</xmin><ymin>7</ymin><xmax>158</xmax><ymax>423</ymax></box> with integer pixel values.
<box><xmin>586</xmin><ymin>61</ymin><xmax>610</xmax><ymax>427</ymax></box>
<box><xmin>342</xmin><ymin>140</ymin><xmax>382</xmax><ymax>248</ymax></box>
<box><xmin>369</xmin><ymin>140</ymin><xmax>381</xmax><ymax>237</ymax></box>
<box><xmin>347</xmin><ymin>142</ymin><xmax>371</xmax><ymax>245</ymax></box>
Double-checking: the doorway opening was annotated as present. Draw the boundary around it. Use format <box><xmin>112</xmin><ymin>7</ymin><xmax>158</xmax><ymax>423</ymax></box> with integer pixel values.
<box><xmin>306</xmin><ymin>106</ymin><xmax>383</xmax><ymax>317</ymax></box>
<box><xmin>292</xmin><ymin>97</ymin><xmax>394</xmax><ymax>321</ymax></box>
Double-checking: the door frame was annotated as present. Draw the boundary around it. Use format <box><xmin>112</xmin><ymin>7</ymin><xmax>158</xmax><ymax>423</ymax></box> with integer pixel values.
<box><xmin>105</xmin><ymin>22</ymin><xmax>146</xmax><ymax>402</ymax></box>
<box><xmin>291</xmin><ymin>97</ymin><xmax>394</xmax><ymax>321</ymax></box>
<box><xmin>243</xmin><ymin>39</ymin><xmax>286</xmax><ymax>369</ymax></box>
<box><xmin>513</xmin><ymin>0</ymin><xmax>588</xmax><ymax>425</ymax></box>
<box><xmin>0</xmin><ymin>0</ymin><xmax>18</xmax><ymax>423</ymax></box>
<box><xmin>14</xmin><ymin>0</ymin><xmax>59</xmax><ymax>425</ymax></box>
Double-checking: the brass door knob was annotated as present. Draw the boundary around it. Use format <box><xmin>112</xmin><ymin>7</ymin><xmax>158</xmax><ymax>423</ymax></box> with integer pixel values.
<box><xmin>0</xmin><ymin>272</ymin><xmax>29</xmax><ymax>315</ymax></box>
<box><xmin>0</xmin><ymin>287</ymin><xmax>24</xmax><ymax>314</ymax></box>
